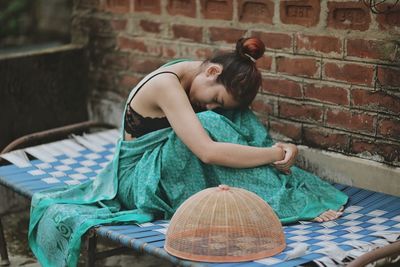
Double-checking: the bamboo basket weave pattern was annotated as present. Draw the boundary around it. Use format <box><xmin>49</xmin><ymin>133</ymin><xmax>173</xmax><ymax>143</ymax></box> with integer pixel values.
<box><xmin>165</xmin><ymin>185</ymin><xmax>286</xmax><ymax>262</ymax></box>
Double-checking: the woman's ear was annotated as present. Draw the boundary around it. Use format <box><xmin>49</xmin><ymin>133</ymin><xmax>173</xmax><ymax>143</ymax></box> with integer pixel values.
<box><xmin>205</xmin><ymin>64</ymin><xmax>223</xmax><ymax>77</ymax></box>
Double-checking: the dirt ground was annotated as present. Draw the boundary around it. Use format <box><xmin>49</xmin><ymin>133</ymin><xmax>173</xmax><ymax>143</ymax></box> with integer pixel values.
<box><xmin>2</xmin><ymin>210</ymin><xmax>174</xmax><ymax>267</ymax></box>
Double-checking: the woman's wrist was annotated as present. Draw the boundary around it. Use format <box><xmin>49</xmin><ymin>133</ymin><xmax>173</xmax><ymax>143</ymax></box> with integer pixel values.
<box><xmin>270</xmin><ymin>146</ymin><xmax>285</xmax><ymax>162</ymax></box>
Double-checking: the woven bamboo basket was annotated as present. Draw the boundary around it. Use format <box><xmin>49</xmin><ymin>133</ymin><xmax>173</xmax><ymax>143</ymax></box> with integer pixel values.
<box><xmin>164</xmin><ymin>185</ymin><xmax>286</xmax><ymax>262</ymax></box>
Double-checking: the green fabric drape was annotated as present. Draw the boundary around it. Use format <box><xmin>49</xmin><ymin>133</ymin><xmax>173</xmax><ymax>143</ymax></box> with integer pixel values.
<box><xmin>28</xmin><ymin>108</ymin><xmax>348</xmax><ymax>267</ymax></box>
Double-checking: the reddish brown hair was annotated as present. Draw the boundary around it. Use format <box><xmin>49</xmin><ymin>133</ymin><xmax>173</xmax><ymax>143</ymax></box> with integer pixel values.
<box><xmin>209</xmin><ymin>37</ymin><xmax>265</xmax><ymax>108</ymax></box>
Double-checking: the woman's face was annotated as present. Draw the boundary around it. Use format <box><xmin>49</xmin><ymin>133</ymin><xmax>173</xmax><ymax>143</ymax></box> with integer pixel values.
<box><xmin>189</xmin><ymin>64</ymin><xmax>240</xmax><ymax>110</ymax></box>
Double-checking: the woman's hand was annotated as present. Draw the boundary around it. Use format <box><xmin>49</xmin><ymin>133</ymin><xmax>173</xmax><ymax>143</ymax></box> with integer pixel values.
<box><xmin>272</xmin><ymin>143</ymin><xmax>298</xmax><ymax>174</ymax></box>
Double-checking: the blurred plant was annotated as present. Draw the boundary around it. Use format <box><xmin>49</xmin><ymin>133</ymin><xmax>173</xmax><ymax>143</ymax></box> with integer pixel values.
<box><xmin>0</xmin><ymin>0</ymin><xmax>33</xmax><ymax>38</ymax></box>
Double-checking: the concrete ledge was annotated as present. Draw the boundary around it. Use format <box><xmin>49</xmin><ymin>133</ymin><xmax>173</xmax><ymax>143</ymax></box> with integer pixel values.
<box><xmin>296</xmin><ymin>145</ymin><xmax>400</xmax><ymax>197</ymax></box>
<box><xmin>0</xmin><ymin>43</ymin><xmax>85</xmax><ymax>60</ymax></box>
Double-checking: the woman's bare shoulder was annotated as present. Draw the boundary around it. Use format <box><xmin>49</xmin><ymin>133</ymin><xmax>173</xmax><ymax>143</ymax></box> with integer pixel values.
<box><xmin>145</xmin><ymin>71</ymin><xmax>183</xmax><ymax>96</ymax></box>
<box><xmin>130</xmin><ymin>70</ymin><xmax>187</xmax><ymax>115</ymax></box>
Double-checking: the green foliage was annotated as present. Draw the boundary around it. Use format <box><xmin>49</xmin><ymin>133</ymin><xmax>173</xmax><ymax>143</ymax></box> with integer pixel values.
<box><xmin>0</xmin><ymin>0</ymin><xmax>32</xmax><ymax>37</ymax></box>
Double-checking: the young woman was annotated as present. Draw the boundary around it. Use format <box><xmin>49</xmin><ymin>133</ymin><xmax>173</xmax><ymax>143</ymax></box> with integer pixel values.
<box><xmin>29</xmin><ymin>37</ymin><xmax>348</xmax><ymax>267</ymax></box>
<box><xmin>119</xmin><ymin>37</ymin><xmax>345</xmax><ymax>220</ymax></box>
<box><xmin>123</xmin><ymin>38</ymin><xmax>294</xmax><ymax>170</ymax></box>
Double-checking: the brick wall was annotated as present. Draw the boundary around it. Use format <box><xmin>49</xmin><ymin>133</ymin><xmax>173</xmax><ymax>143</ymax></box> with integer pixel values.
<box><xmin>72</xmin><ymin>0</ymin><xmax>400</xmax><ymax>166</ymax></box>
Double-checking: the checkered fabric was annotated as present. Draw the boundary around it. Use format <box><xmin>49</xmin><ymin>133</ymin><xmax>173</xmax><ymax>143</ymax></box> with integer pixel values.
<box><xmin>0</xmin><ymin>129</ymin><xmax>399</xmax><ymax>267</ymax></box>
<box><xmin>0</xmin><ymin>130</ymin><xmax>119</xmax><ymax>197</ymax></box>
<box><xmin>102</xmin><ymin>199</ymin><xmax>400</xmax><ymax>267</ymax></box>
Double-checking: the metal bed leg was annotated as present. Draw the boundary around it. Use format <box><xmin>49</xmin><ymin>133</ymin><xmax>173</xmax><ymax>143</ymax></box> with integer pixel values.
<box><xmin>85</xmin><ymin>229</ymin><xmax>97</xmax><ymax>267</ymax></box>
<box><xmin>347</xmin><ymin>241</ymin><xmax>400</xmax><ymax>267</ymax></box>
<box><xmin>0</xmin><ymin>219</ymin><xmax>10</xmax><ymax>266</ymax></box>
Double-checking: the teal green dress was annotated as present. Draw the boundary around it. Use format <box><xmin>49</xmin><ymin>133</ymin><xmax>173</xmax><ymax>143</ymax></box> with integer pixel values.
<box><xmin>28</xmin><ymin>60</ymin><xmax>348</xmax><ymax>267</ymax></box>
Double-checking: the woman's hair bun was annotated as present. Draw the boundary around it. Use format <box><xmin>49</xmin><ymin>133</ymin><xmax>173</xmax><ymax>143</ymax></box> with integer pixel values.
<box><xmin>235</xmin><ymin>37</ymin><xmax>266</xmax><ymax>62</ymax></box>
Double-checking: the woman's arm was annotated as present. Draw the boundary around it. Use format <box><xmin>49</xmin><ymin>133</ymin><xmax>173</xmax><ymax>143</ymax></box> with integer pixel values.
<box><xmin>153</xmin><ymin>76</ymin><xmax>285</xmax><ymax>168</ymax></box>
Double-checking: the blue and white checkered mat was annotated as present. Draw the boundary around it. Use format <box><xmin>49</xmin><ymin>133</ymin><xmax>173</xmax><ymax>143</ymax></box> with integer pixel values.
<box><xmin>131</xmin><ymin>202</ymin><xmax>400</xmax><ymax>266</ymax></box>
<box><xmin>0</xmin><ymin>129</ymin><xmax>399</xmax><ymax>266</ymax></box>
<box><xmin>0</xmin><ymin>130</ymin><xmax>118</xmax><ymax>196</ymax></box>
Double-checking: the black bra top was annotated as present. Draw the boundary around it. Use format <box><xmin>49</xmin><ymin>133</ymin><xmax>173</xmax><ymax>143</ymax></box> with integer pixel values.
<box><xmin>125</xmin><ymin>105</ymin><xmax>172</xmax><ymax>138</ymax></box>
<box><xmin>125</xmin><ymin>70</ymin><xmax>206</xmax><ymax>138</ymax></box>
<box><xmin>124</xmin><ymin>71</ymin><xmax>179</xmax><ymax>138</ymax></box>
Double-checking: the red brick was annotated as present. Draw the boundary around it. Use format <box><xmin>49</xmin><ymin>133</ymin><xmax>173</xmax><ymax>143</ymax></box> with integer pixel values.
<box><xmin>276</xmin><ymin>56</ymin><xmax>319</xmax><ymax>78</ymax></box>
<box><xmin>324</xmin><ymin>62</ymin><xmax>374</xmax><ymax>86</ymax></box>
<box><xmin>180</xmin><ymin>44</ymin><xmax>214</xmax><ymax>59</ymax></box>
<box><xmin>172</xmin><ymin>24</ymin><xmax>203</xmax><ymax>42</ymax></box>
<box><xmin>252</xmin><ymin>31</ymin><xmax>292</xmax><ymax>50</ymax></box>
<box><xmin>326</xmin><ymin>109</ymin><xmax>375</xmax><ymax>133</ymax></box>
<box><xmin>303</xmin><ymin>126</ymin><xmax>349</xmax><ymax>151</ymax></box>
<box><xmin>256</xmin><ymin>55</ymin><xmax>272</xmax><ymax>71</ymax></box>
<box><xmin>304</xmin><ymin>83</ymin><xmax>349</xmax><ymax>105</ymax></box>
<box><xmin>92</xmin><ymin>70</ymin><xmax>114</xmax><ymax>89</ymax></box>
<box><xmin>195</xmin><ymin>47</ymin><xmax>214</xmax><ymax>59</ymax></box>
<box><xmin>296</xmin><ymin>34</ymin><xmax>342</xmax><ymax>54</ymax></box>
<box><xmin>91</xmin><ymin>36</ymin><xmax>116</xmax><ymax>50</ymax></box>
<box><xmin>238</xmin><ymin>0</ymin><xmax>274</xmax><ymax>24</ymax></box>
<box><xmin>376</xmin><ymin>4</ymin><xmax>400</xmax><ymax>30</ymax></box>
<box><xmin>269</xmin><ymin>119</ymin><xmax>302</xmax><ymax>141</ymax></box>
<box><xmin>105</xmin><ymin>0</ymin><xmax>130</xmax><ymax>13</ymax></box>
<box><xmin>201</xmin><ymin>0</ymin><xmax>233</xmax><ymax>20</ymax></box>
<box><xmin>166</xmin><ymin>47</ymin><xmax>177</xmax><ymax>58</ymax></box>
<box><xmin>377</xmin><ymin>66</ymin><xmax>400</xmax><ymax>87</ymax></box>
<box><xmin>262</xmin><ymin>78</ymin><xmax>302</xmax><ymax>98</ymax></box>
<box><xmin>102</xmin><ymin>53</ymin><xmax>130</xmax><ymax>70</ymax></box>
<box><xmin>120</xmin><ymin>74</ymin><xmax>141</xmax><ymax>87</ymax></box>
<box><xmin>111</xmin><ymin>19</ymin><xmax>127</xmax><ymax>31</ymax></box>
<box><xmin>149</xmin><ymin>45</ymin><xmax>177</xmax><ymax>58</ymax></box>
<box><xmin>140</xmin><ymin>20</ymin><xmax>161</xmax><ymax>33</ymax></box>
<box><xmin>327</xmin><ymin>2</ymin><xmax>371</xmax><ymax>31</ymax></box>
<box><xmin>167</xmin><ymin>0</ymin><xmax>196</xmax><ymax>17</ymax></box>
<box><xmin>77</xmin><ymin>0</ymin><xmax>100</xmax><ymax>9</ymax></box>
<box><xmin>134</xmin><ymin>0</ymin><xmax>161</xmax><ymax>14</ymax></box>
<box><xmin>118</xmin><ymin>36</ymin><xmax>147</xmax><ymax>52</ymax></box>
<box><xmin>209</xmin><ymin>27</ymin><xmax>246</xmax><ymax>43</ymax></box>
<box><xmin>154</xmin><ymin>43</ymin><xmax>178</xmax><ymax>58</ymax></box>
<box><xmin>251</xmin><ymin>98</ymin><xmax>273</xmax><ymax>114</ymax></box>
<box><xmin>280</xmin><ymin>0</ymin><xmax>320</xmax><ymax>26</ymax></box>
<box><xmin>351</xmin><ymin>89</ymin><xmax>400</xmax><ymax>114</ymax></box>
<box><xmin>351</xmin><ymin>138</ymin><xmax>400</xmax><ymax>163</ymax></box>
<box><xmin>79</xmin><ymin>17</ymin><xmax>114</xmax><ymax>35</ymax></box>
<box><xmin>130</xmin><ymin>58</ymin><xmax>165</xmax><ymax>73</ymax></box>
<box><xmin>346</xmin><ymin>39</ymin><xmax>397</xmax><ymax>61</ymax></box>
<box><xmin>378</xmin><ymin>118</ymin><xmax>400</xmax><ymax>139</ymax></box>
<box><xmin>118</xmin><ymin>37</ymin><xmax>178</xmax><ymax>58</ymax></box>
<box><xmin>279</xmin><ymin>102</ymin><xmax>323</xmax><ymax>122</ymax></box>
